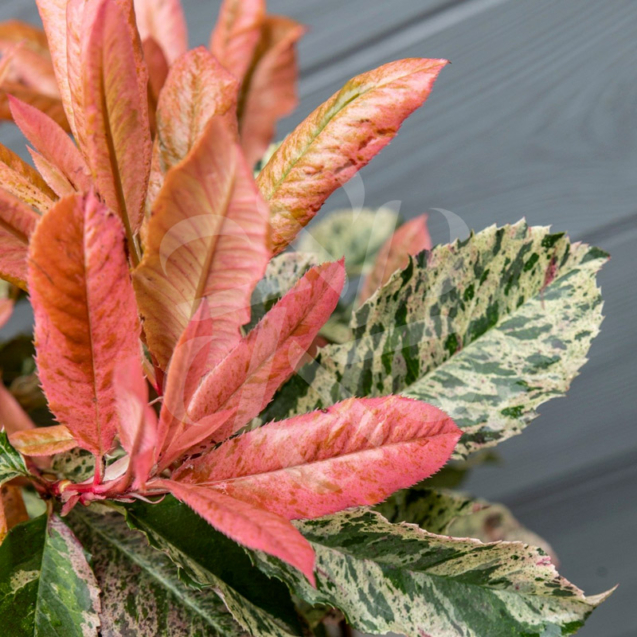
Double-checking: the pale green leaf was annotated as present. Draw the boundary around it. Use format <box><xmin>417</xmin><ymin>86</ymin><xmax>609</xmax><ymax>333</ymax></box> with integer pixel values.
<box><xmin>0</xmin><ymin>430</ymin><xmax>28</xmax><ymax>486</ymax></box>
<box><xmin>295</xmin><ymin>208</ymin><xmax>399</xmax><ymax>278</ymax></box>
<box><xmin>68</xmin><ymin>508</ymin><xmax>247</xmax><ymax>637</ymax></box>
<box><xmin>261</xmin><ymin>222</ymin><xmax>607</xmax><ymax>457</ymax></box>
<box><xmin>0</xmin><ymin>514</ymin><xmax>101</xmax><ymax>636</ymax></box>
<box><xmin>254</xmin><ymin>508</ymin><xmax>612</xmax><ymax>637</ymax></box>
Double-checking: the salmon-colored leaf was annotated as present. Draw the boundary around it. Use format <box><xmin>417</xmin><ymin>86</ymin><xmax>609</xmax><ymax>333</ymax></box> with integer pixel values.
<box><xmin>133</xmin><ymin>0</ymin><xmax>188</xmax><ymax>65</ymax></box>
<box><xmin>113</xmin><ymin>356</ymin><xmax>157</xmax><ymax>489</ymax></box>
<box><xmin>28</xmin><ymin>193</ymin><xmax>140</xmax><ymax>459</ymax></box>
<box><xmin>0</xmin><ymin>291</ymin><xmax>13</xmax><ymax>330</ymax></box>
<box><xmin>134</xmin><ymin>118</ymin><xmax>269</xmax><ymax>370</ymax></box>
<box><xmin>239</xmin><ymin>16</ymin><xmax>305</xmax><ymax>168</ymax></box>
<box><xmin>80</xmin><ymin>0</ymin><xmax>152</xmax><ymax>237</ymax></box>
<box><xmin>10</xmin><ymin>424</ymin><xmax>77</xmax><ymax>457</ymax></box>
<box><xmin>210</xmin><ymin>0</ymin><xmax>264</xmax><ymax>82</ymax></box>
<box><xmin>0</xmin><ymin>143</ymin><xmax>56</xmax><ymax>213</ymax></box>
<box><xmin>178</xmin><ymin>260</ymin><xmax>345</xmax><ymax>453</ymax></box>
<box><xmin>29</xmin><ymin>150</ymin><xmax>74</xmax><ymax>197</ymax></box>
<box><xmin>9</xmin><ymin>95</ymin><xmax>91</xmax><ymax>194</ymax></box>
<box><xmin>0</xmin><ymin>485</ymin><xmax>29</xmax><ymax>543</ymax></box>
<box><xmin>257</xmin><ymin>58</ymin><xmax>447</xmax><ymax>253</ymax></box>
<box><xmin>0</xmin><ymin>383</ymin><xmax>35</xmax><ymax>435</ymax></box>
<box><xmin>146</xmin><ymin>47</ymin><xmax>238</xmax><ymax>210</ymax></box>
<box><xmin>142</xmin><ymin>37</ymin><xmax>169</xmax><ymax>135</ymax></box>
<box><xmin>0</xmin><ymin>187</ymin><xmax>40</xmax><ymax>289</ymax></box>
<box><xmin>358</xmin><ymin>214</ymin><xmax>432</xmax><ymax>303</ymax></box>
<box><xmin>174</xmin><ymin>396</ymin><xmax>460</xmax><ymax>519</ymax></box>
<box><xmin>156</xmin><ymin>300</ymin><xmax>213</xmax><ymax>457</ymax></box>
<box><xmin>159</xmin><ymin>479</ymin><xmax>316</xmax><ymax>585</ymax></box>
<box><xmin>0</xmin><ymin>86</ymin><xmax>68</xmax><ymax>131</ymax></box>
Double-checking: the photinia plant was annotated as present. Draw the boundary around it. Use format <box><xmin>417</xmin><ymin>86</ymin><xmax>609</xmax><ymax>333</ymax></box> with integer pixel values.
<box><xmin>0</xmin><ymin>0</ymin><xmax>613</xmax><ymax>635</ymax></box>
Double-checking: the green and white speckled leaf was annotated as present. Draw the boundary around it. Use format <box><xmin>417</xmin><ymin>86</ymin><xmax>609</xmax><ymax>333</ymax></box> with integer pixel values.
<box><xmin>0</xmin><ymin>514</ymin><xmax>101</xmax><ymax>636</ymax></box>
<box><xmin>377</xmin><ymin>486</ymin><xmax>557</xmax><ymax>560</ymax></box>
<box><xmin>261</xmin><ymin>222</ymin><xmax>607</xmax><ymax>456</ymax></box>
<box><xmin>51</xmin><ymin>448</ymin><xmax>96</xmax><ymax>483</ymax></box>
<box><xmin>375</xmin><ymin>486</ymin><xmax>474</xmax><ymax>534</ymax></box>
<box><xmin>296</xmin><ymin>208</ymin><xmax>399</xmax><ymax>277</ymax></box>
<box><xmin>253</xmin><ymin>508</ymin><xmax>612</xmax><ymax>637</ymax></box>
<box><xmin>122</xmin><ymin>497</ymin><xmax>304</xmax><ymax>637</ymax></box>
<box><xmin>0</xmin><ymin>430</ymin><xmax>28</xmax><ymax>486</ymax></box>
<box><xmin>247</xmin><ymin>253</ymin><xmax>320</xmax><ymax>330</ymax></box>
<box><xmin>68</xmin><ymin>508</ymin><xmax>246</xmax><ymax>637</ymax></box>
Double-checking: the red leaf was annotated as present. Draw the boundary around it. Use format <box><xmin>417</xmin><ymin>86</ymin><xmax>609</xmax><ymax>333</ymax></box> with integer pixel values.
<box><xmin>257</xmin><ymin>58</ymin><xmax>447</xmax><ymax>253</ymax></box>
<box><xmin>238</xmin><ymin>16</ymin><xmax>305</xmax><ymax>168</ymax></box>
<box><xmin>358</xmin><ymin>214</ymin><xmax>432</xmax><ymax>303</ymax></box>
<box><xmin>9</xmin><ymin>95</ymin><xmax>91</xmax><ymax>194</ymax></box>
<box><xmin>28</xmin><ymin>193</ymin><xmax>140</xmax><ymax>461</ymax></box>
<box><xmin>159</xmin><ymin>479</ymin><xmax>316</xmax><ymax>585</ymax></box>
<box><xmin>174</xmin><ymin>396</ymin><xmax>461</xmax><ymax>519</ymax></box>
<box><xmin>170</xmin><ymin>260</ymin><xmax>345</xmax><ymax>457</ymax></box>
<box><xmin>79</xmin><ymin>0</ymin><xmax>152</xmax><ymax>237</ymax></box>
<box><xmin>134</xmin><ymin>118</ymin><xmax>269</xmax><ymax>370</ymax></box>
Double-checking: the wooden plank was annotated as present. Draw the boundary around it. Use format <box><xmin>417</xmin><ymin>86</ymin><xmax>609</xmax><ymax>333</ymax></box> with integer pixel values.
<box><xmin>503</xmin><ymin>450</ymin><xmax>637</xmax><ymax>637</ymax></box>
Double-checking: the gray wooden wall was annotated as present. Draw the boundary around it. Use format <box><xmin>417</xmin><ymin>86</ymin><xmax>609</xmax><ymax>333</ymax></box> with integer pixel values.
<box><xmin>1</xmin><ymin>1</ymin><xmax>635</xmax><ymax>635</ymax></box>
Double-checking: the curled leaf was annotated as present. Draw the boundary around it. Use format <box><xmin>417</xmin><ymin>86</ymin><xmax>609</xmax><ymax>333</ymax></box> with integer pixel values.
<box><xmin>257</xmin><ymin>58</ymin><xmax>447</xmax><ymax>253</ymax></box>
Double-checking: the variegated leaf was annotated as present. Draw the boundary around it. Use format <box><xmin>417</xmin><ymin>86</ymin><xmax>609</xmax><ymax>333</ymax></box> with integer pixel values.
<box><xmin>256</xmin><ymin>58</ymin><xmax>447</xmax><ymax>253</ymax></box>
<box><xmin>0</xmin><ymin>430</ymin><xmax>28</xmax><ymax>486</ymax></box>
<box><xmin>69</xmin><ymin>507</ymin><xmax>247</xmax><ymax>636</ymax></box>
<box><xmin>359</xmin><ymin>213</ymin><xmax>432</xmax><ymax>303</ymax></box>
<box><xmin>254</xmin><ymin>508</ymin><xmax>612</xmax><ymax>637</ymax></box>
<box><xmin>0</xmin><ymin>514</ymin><xmax>101</xmax><ymax>636</ymax></box>
<box><xmin>262</xmin><ymin>222</ymin><xmax>607</xmax><ymax>457</ymax></box>
<box><xmin>122</xmin><ymin>497</ymin><xmax>305</xmax><ymax>636</ymax></box>
<box><xmin>296</xmin><ymin>207</ymin><xmax>400</xmax><ymax>278</ymax></box>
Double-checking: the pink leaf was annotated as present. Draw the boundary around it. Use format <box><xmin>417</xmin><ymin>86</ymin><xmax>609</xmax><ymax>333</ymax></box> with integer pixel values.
<box><xmin>28</xmin><ymin>192</ymin><xmax>140</xmax><ymax>461</ymax></box>
<box><xmin>9</xmin><ymin>95</ymin><xmax>91</xmax><ymax>194</ymax></box>
<box><xmin>175</xmin><ymin>260</ymin><xmax>345</xmax><ymax>454</ymax></box>
<box><xmin>257</xmin><ymin>58</ymin><xmax>448</xmax><ymax>254</ymax></box>
<box><xmin>0</xmin><ymin>296</ymin><xmax>13</xmax><ymax>330</ymax></box>
<box><xmin>133</xmin><ymin>0</ymin><xmax>187</xmax><ymax>65</ymax></box>
<box><xmin>156</xmin><ymin>300</ymin><xmax>214</xmax><ymax>457</ymax></box>
<box><xmin>79</xmin><ymin>0</ymin><xmax>152</xmax><ymax>236</ymax></box>
<box><xmin>174</xmin><ymin>396</ymin><xmax>461</xmax><ymax>519</ymax></box>
<box><xmin>358</xmin><ymin>214</ymin><xmax>432</xmax><ymax>303</ymax></box>
<box><xmin>145</xmin><ymin>47</ymin><xmax>238</xmax><ymax>211</ymax></box>
<box><xmin>159</xmin><ymin>479</ymin><xmax>316</xmax><ymax>585</ymax></box>
<box><xmin>134</xmin><ymin>118</ymin><xmax>270</xmax><ymax>370</ymax></box>
<box><xmin>239</xmin><ymin>16</ymin><xmax>305</xmax><ymax>168</ymax></box>
<box><xmin>113</xmin><ymin>355</ymin><xmax>157</xmax><ymax>489</ymax></box>
<box><xmin>210</xmin><ymin>0</ymin><xmax>265</xmax><ymax>82</ymax></box>
<box><xmin>0</xmin><ymin>187</ymin><xmax>40</xmax><ymax>290</ymax></box>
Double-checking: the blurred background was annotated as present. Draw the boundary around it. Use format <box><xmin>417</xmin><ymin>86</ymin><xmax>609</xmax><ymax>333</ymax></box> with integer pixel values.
<box><xmin>1</xmin><ymin>1</ymin><xmax>636</xmax><ymax>635</ymax></box>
